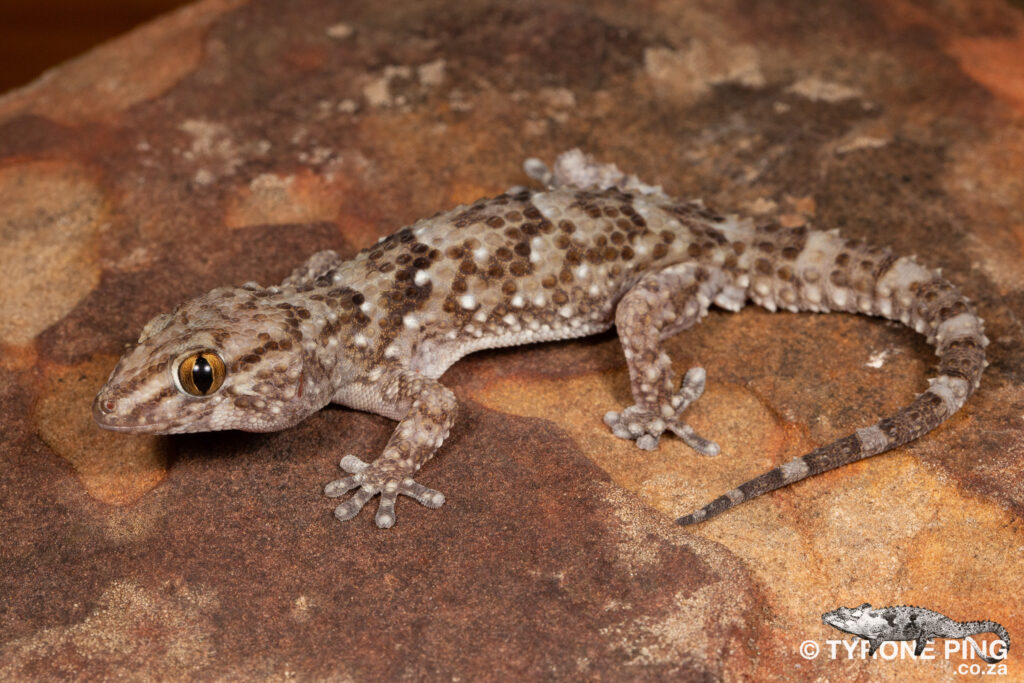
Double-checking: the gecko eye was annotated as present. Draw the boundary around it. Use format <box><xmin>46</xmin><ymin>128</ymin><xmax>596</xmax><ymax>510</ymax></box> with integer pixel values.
<box><xmin>177</xmin><ymin>351</ymin><xmax>226</xmax><ymax>396</ymax></box>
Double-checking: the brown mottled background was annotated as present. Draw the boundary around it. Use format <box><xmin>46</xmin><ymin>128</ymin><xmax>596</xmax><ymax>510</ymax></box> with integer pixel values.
<box><xmin>1</xmin><ymin>0</ymin><xmax>1022</xmax><ymax>679</ymax></box>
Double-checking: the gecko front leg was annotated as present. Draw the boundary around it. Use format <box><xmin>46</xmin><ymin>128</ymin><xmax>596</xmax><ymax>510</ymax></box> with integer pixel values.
<box><xmin>325</xmin><ymin>370</ymin><xmax>456</xmax><ymax>527</ymax></box>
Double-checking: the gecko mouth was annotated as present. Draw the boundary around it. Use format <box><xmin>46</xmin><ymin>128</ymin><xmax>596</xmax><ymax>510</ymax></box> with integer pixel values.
<box><xmin>94</xmin><ymin>418</ymin><xmax>163</xmax><ymax>434</ymax></box>
<box><xmin>93</xmin><ymin>404</ymin><xmax>156</xmax><ymax>433</ymax></box>
<box><xmin>821</xmin><ymin>616</ymin><xmax>853</xmax><ymax>633</ymax></box>
<box><xmin>93</xmin><ymin>409</ymin><xmax>196</xmax><ymax>435</ymax></box>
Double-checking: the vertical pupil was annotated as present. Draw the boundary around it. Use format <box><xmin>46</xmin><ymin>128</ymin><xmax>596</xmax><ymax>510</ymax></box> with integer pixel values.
<box><xmin>191</xmin><ymin>357</ymin><xmax>214</xmax><ymax>393</ymax></box>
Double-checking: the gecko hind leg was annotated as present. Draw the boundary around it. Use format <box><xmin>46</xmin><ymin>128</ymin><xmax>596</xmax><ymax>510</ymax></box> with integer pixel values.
<box><xmin>325</xmin><ymin>455</ymin><xmax>445</xmax><ymax>529</ymax></box>
<box><xmin>603</xmin><ymin>264</ymin><xmax>726</xmax><ymax>455</ymax></box>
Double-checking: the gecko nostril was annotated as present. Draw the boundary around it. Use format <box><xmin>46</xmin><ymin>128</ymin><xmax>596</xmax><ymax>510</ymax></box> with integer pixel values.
<box><xmin>97</xmin><ymin>396</ymin><xmax>117</xmax><ymax>414</ymax></box>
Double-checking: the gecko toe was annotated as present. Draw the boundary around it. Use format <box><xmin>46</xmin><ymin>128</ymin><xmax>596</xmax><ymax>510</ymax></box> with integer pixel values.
<box><xmin>669</xmin><ymin>422</ymin><xmax>720</xmax><ymax>456</ymax></box>
<box><xmin>324</xmin><ymin>475</ymin><xmax>361</xmax><ymax>497</ymax></box>
<box><xmin>333</xmin><ymin>487</ymin><xmax>374</xmax><ymax>521</ymax></box>
<box><xmin>673</xmin><ymin>367</ymin><xmax>706</xmax><ymax>411</ymax></box>
<box><xmin>375</xmin><ymin>486</ymin><xmax>399</xmax><ymax>528</ymax></box>
<box><xmin>373</xmin><ymin>479</ymin><xmax>445</xmax><ymax>528</ymax></box>
<box><xmin>636</xmin><ymin>434</ymin><xmax>659</xmax><ymax>450</ymax></box>
<box><xmin>339</xmin><ymin>454</ymin><xmax>370</xmax><ymax>473</ymax></box>
<box><xmin>399</xmin><ymin>478</ymin><xmax>446</xmax><ymax>508</ymax></box>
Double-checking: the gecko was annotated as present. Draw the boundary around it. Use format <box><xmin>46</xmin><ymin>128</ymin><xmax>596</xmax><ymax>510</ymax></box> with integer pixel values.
<box><xmin>823</xmin><ymin>603</ymin><xmax>1010</xmax><ymax>662</ymax></box>
<box><xmin>93</xmin><ymin>149</ymin><xmax>987</xmax><ymax>528</ymax></box>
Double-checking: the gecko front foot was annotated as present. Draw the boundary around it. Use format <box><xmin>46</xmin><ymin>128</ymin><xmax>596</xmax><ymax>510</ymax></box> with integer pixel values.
<box><xmin>324</xmin><ymin>455</ymin><xmax>446</xmax><ymax>528</ymax></box>
<box><xmin>603</xmin><ymin>367</ymin><xmax>721</xmax><ymax>455</ymax></box>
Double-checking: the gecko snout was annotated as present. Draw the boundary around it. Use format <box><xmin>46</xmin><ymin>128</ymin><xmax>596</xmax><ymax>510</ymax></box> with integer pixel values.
<box><xmin>92</xmin><ymin>391</ymin><xmax>147</xmax><ymax>432</ymax></box>
<box><xmin>92</xmin><ymin>390</ymin><xmax>124</xmax><ymax>428</ymax></box>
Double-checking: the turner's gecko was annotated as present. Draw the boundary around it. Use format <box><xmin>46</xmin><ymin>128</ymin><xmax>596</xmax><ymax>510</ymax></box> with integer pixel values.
<box><xmin>823</xmin><ymin>604</ymin><xmax>1009</xmax><ymax>663</ymax></box>
<box><xmin>94</xmin><ymin>150</ymin><xmax>987</xmax><ymax>528</ymax></box>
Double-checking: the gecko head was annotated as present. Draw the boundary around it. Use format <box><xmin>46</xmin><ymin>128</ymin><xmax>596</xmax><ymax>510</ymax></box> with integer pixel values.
<box><xmin>94</xmin><ymin>286</ymin><xmax>327</xmax><ymax>434</ymax></box>
<box><xmin>822</xmin><ymin>603</ymin><xmax>876</xmax><ymax>635</ymax></box>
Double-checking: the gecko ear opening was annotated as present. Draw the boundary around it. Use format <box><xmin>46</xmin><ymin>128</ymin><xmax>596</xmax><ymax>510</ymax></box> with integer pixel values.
<box><xmin>176</xmin><ymin>351</ymin><xmax>227</xmax><ymax>396</ymax></box>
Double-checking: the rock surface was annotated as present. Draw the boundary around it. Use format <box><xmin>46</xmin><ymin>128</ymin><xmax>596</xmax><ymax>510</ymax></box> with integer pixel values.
<box><xmin>1</xmin><ymin>0</ymin><xmax>1022</xmax><ymax>679</ymax></box>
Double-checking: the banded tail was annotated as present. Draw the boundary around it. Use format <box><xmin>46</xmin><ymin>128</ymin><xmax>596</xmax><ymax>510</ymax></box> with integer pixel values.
<box><xmin>678</xmin><ymin>229</ymin><xmax>987</xmax><ymax>525</ymax></box>
<box><xmin>955</xmin><ymin>621</ymin><xmax>1011</xmax><ymax>664</ymax></box>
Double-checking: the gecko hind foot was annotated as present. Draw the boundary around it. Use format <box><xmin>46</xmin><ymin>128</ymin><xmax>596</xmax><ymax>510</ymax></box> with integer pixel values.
<box><xmin>324</xmin><ymin>455</ymin><xmax>445</xmax><ymax>528</ymax></box>
<box><xmin>603</xmin><ymin>367</ymin><xmax>720</xmax><ymax>455</ymax></box>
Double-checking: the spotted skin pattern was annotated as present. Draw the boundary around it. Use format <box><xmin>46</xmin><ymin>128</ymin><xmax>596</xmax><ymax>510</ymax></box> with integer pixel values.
<box><xmin>94</xmin><ymin>150</ymin><xmax>987</xmax><ymax>528</ymax></box>
<box><xmin>823</xmin><ymin>604</ymin><xmax>1010</xmax><ymax>663</ymax></box>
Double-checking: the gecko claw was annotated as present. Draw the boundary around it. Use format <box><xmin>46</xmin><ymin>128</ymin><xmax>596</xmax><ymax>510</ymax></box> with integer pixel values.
<box><xmin>325</xmin><ymin>455</ymin><xmax>446</xmax><ymax>527</ymax></box>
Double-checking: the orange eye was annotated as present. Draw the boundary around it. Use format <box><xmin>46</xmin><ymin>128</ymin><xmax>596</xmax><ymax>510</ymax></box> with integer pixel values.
<box><xmin>177</xmin><ymin>351</ymin><xmax>226</xmax><ymax>396</ymax></box>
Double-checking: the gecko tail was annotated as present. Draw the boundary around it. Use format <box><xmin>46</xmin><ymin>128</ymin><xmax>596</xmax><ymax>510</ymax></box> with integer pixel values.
<box><xmin>677</xmin><ymin>368</ymin><xmax>985</xmax><ymax>525</ymax></box>
<box><xmin>963</xmin><ymin>621</ymin><xmax>1010</xmax><ymax>664</ymax></box>
<box><xmin>676</xmin><ymin>365</ymin><xmax>983</xmax><ymax>525</ymax></box>
<box><xmin>678</xmin><ymin>253</ymin><xmax>988</xmax><ymax>525</ymax></box>
<box><xmin>676</xmin><ymin>428</ymin><xmax>870</xmax><ymax>526</ymax></box>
